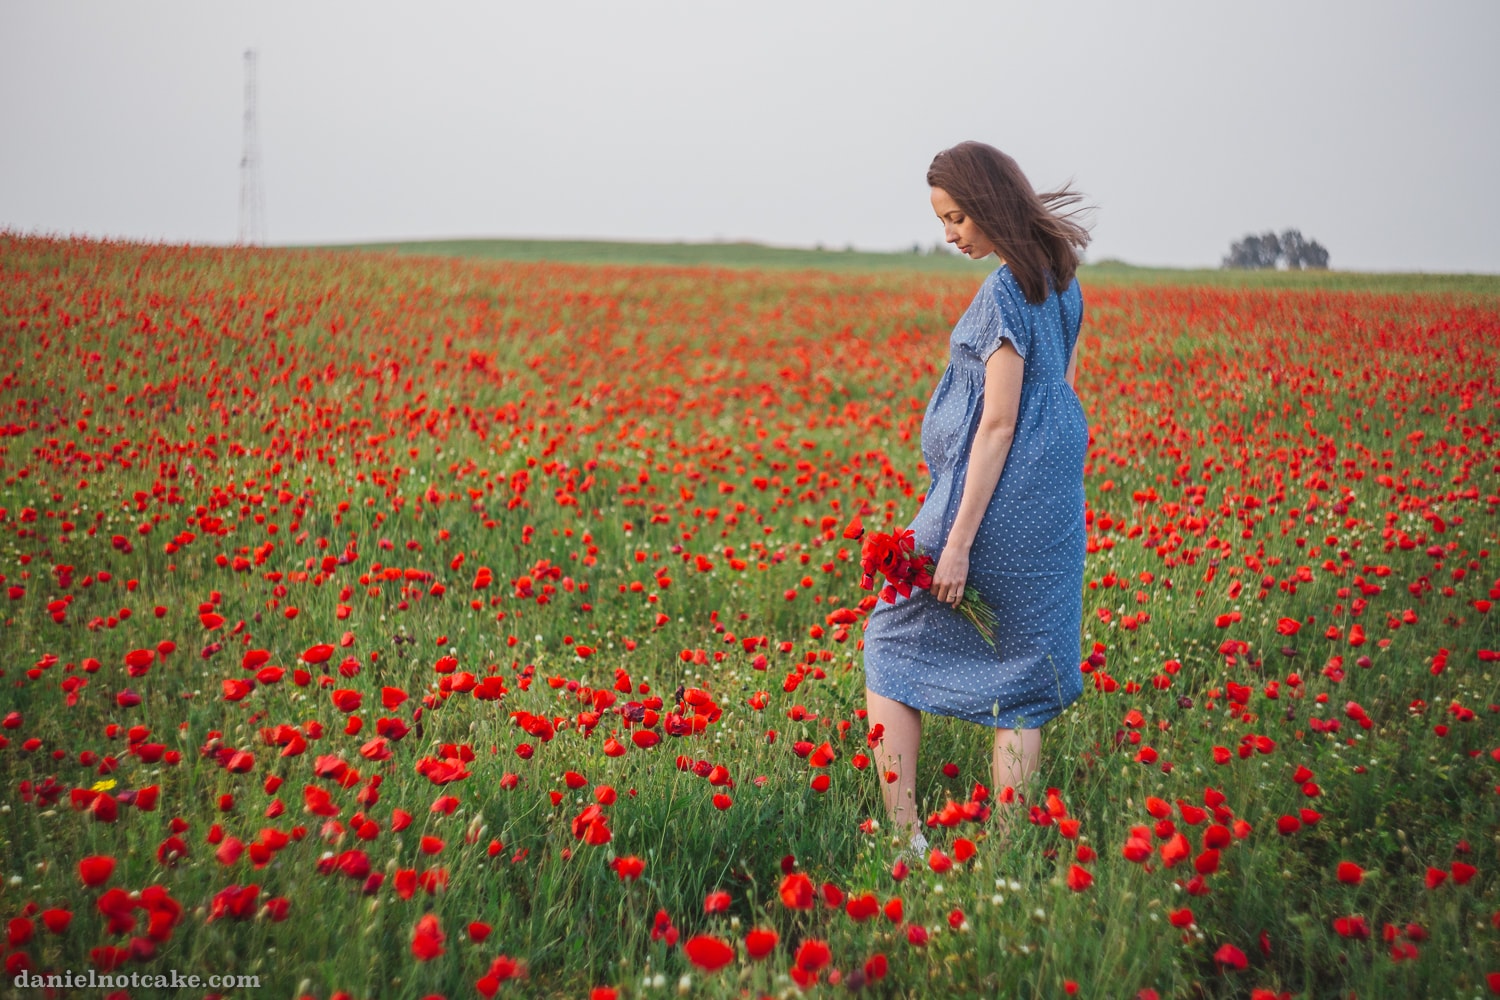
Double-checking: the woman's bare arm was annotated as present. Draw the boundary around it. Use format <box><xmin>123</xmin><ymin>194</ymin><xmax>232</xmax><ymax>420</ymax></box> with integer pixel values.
<box><xmin>930</xmin><ymin>341</ymin><xmax>1024</xmax><ymax>606</ymax></box>
<box><xmin>1065</xmin><ymin>338</ymin><xmax>1080</xmax><ymax>390</ymax></box>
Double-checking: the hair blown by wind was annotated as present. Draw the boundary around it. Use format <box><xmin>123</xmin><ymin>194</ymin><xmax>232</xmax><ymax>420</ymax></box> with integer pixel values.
<box><xmin>928</xmin><ymin>141</ymin><xmax>1095</xmax><ymax>305</ymax></box>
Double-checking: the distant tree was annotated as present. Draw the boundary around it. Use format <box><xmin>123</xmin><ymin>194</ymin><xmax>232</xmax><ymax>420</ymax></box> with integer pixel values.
<box><xmin>1278</xmin><ymin>229</ymin><xmax>1330</xmax><ymax>269</ymax></box>
<box><xmin>1223</xmin><ymin>229</ymin><xmax>1329</xmax><ymax>270</ymax></box>
<box><xmin>1223</xmin><ymin>231</ymin><xmax>1281</xmax><ymax>269</ymax></box>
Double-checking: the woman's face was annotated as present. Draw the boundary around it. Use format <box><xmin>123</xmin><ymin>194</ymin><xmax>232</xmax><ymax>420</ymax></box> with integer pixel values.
<box><xmin>931</xmin><ymin>186</ymin><xmax>998</xmax><ymax>260</ymax></box>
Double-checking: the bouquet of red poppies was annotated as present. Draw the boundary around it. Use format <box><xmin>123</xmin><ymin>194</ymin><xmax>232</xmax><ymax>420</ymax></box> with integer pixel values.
<box><xmin>844</xmin><ymin>515</ymin><xmax>998</xmax><ymax>647</ymax></box>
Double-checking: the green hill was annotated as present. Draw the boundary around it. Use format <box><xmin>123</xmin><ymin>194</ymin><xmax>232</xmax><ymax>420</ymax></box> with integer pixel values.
<box><xmin>304</xmin><ymin>237</ymin><xmax>992</xmax><ymax>274</ymax></box>
<box><xmin>304</xmin><ymin>237</ymin><xmax>1500</xmax><ymax>296</ymax></box>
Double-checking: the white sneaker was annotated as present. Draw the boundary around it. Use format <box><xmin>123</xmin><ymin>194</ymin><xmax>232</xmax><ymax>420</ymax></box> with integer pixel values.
<box><xmin>908</xmin><ymin>831</ymin><xmax>929</xmax><ymax>854</ymax></box>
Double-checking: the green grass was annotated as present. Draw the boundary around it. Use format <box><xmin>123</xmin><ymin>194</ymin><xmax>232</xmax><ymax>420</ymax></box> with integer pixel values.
<box><xmin>2</xmin><ymin>234</ymin><xmax>1497</xmax><ymax>999</ymax></box>
<box><xmin>303</xmin><ymin>237</ymin><xmax>1500</xmax><ymax>297</ymax></box>
<box><xmin>302</xmin><ymin>237</ymin><xmax>994</xmax><ymax>275</ymax></box>
<box><xmin>1081</xmin><ymin>259</ymin><xmax>1500</xmax><ymax>298</ymax></box>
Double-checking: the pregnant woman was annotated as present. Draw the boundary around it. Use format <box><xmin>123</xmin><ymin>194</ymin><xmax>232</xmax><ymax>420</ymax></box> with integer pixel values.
<box><xmin>862</xmin><ymin>141</ymin><xmax>1091</xmax><ymax>853</ymax></box>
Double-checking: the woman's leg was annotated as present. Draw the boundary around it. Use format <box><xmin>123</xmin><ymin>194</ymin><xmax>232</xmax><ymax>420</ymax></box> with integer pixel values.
<box><xmin>990</xmin><ymin>726</ymin><xmax>1042</xmax><ymax>840</ymax></box>
<box><xmin>865</xmin><ymin>687</ymin><xmax>923</xmax><ymax>840</ymax></box>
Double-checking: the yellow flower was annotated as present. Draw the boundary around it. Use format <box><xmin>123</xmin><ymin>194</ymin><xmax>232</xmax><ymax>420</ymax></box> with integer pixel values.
<box><xmin>90</xmin><ymin>779</ymin><xmax>117</xmax><ymax>793</ymax></box>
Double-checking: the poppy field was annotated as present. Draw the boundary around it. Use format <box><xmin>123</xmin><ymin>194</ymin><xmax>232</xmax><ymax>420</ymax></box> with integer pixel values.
<box><xmin>1</xmin><ymin>233</ymin><xmax>1498</xmax><ymax>999</ymax></box>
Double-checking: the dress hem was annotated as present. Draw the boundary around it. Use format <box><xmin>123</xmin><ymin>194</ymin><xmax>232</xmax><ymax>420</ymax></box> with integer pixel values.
<box><xmin>864</xmin><ymin>673</ymin><xmax>1078</xmax><ymax>731</ymax></box>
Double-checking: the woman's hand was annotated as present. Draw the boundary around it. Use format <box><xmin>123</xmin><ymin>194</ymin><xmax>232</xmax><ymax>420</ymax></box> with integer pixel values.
<box><xmin>931</xmin><ymin>543</ymin><xmax>970</xmax><ymax>608</ymax></box>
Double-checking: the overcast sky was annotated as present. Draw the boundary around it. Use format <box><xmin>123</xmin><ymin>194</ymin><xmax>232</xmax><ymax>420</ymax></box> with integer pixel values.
<box><xmin>3</xmin><ymin>1</ymin><xmax>1497</xmax><ymax>272</ymax></box>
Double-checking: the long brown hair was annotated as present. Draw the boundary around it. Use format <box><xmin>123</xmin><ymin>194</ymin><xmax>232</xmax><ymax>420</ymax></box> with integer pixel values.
<box><xmin>927</xmin><ymin>141</ymin><xmax>1092</xmax><ymax>305</ymax></box>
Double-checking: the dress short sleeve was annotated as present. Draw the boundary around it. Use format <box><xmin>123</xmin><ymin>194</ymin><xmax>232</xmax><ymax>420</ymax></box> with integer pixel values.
<box><xmin>972</xmin><ymin>267</ymin><xmax>1030</xmax><ymax>363</ymax></box>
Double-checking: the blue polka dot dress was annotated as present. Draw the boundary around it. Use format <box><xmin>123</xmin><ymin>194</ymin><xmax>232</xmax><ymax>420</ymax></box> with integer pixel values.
<box><xmin>862</xmin><ymin>263</ymin><xmax>1087</xmax><ymax>730</ymax></box>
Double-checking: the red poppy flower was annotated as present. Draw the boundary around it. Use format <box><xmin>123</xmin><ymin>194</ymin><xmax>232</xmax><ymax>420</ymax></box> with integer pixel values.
<box><xmin>1213</xmin><ymin>943</ymin><xmax>1247</xmax><ymax>971</ymax></box>
<box><xmin>846</xmin><ymin>893</ymin><xmax>876</xmax><ymax>923</ymax></box>
<box><xmin>778</xmin><ymin>872</ymin><xmax>815</xmax><ymax>910</ymax></box>
<box><xmin>207</xmin><ymin>884</ymin><xmax>259</xmax><ymax>923</ymax></box>
<box><xmin>78</xmin><ymin>855</ymin><xmax>115</xmax><ymax>887</ymax></box>
<box><xmin>1160</xmin><ymin>833</ymin><xmax>1190</xmax><ymax>868</ymax></box>
<box><xmin>744</xmin><ymin>927</ymin><xmax>778</xmax><ymax>959</ymax></box>
<box><xmin>40</xmin><ymin>908</ymin><xmax>72</xmax><ymax>934</ymax></box>
<box><xmin>302</xmin><ymin>644</ymin><xmax>335</xmax><ymax>664</ymax></box>
<box><xmin>411</xmin><ymin>913</ymin><xmax>445</xmax><ymax>961</ymax></box>
<box><xmin>684</xmin><ymin>934</ymin><xmax>735</xmax><ymax>972</ymax></box>
<box><xmin>1122</xmin><ymin>835</ymin><xmax>1152</xmax><ymax>863</ymax></box>
<box><xmin>1332</xmin><ymin>915</ymin><xmax>1370</xmax><ymax>939</ymax></box>
<box><xmin>794</xmin><ymin>938</ymin><xmax>831</xmax><ymax>972</ymax></box>
<box><xmin>610</xmin><ymin>856</ymin><xmax>644</xmax><ymax>881</ymax></box>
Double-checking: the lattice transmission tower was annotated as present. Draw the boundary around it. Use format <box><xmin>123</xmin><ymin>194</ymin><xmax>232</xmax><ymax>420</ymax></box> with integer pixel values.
<box><xmin>238</xmin><ymin>49</ymin><xmax>266</xmax><ymax>246</ymax></box>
